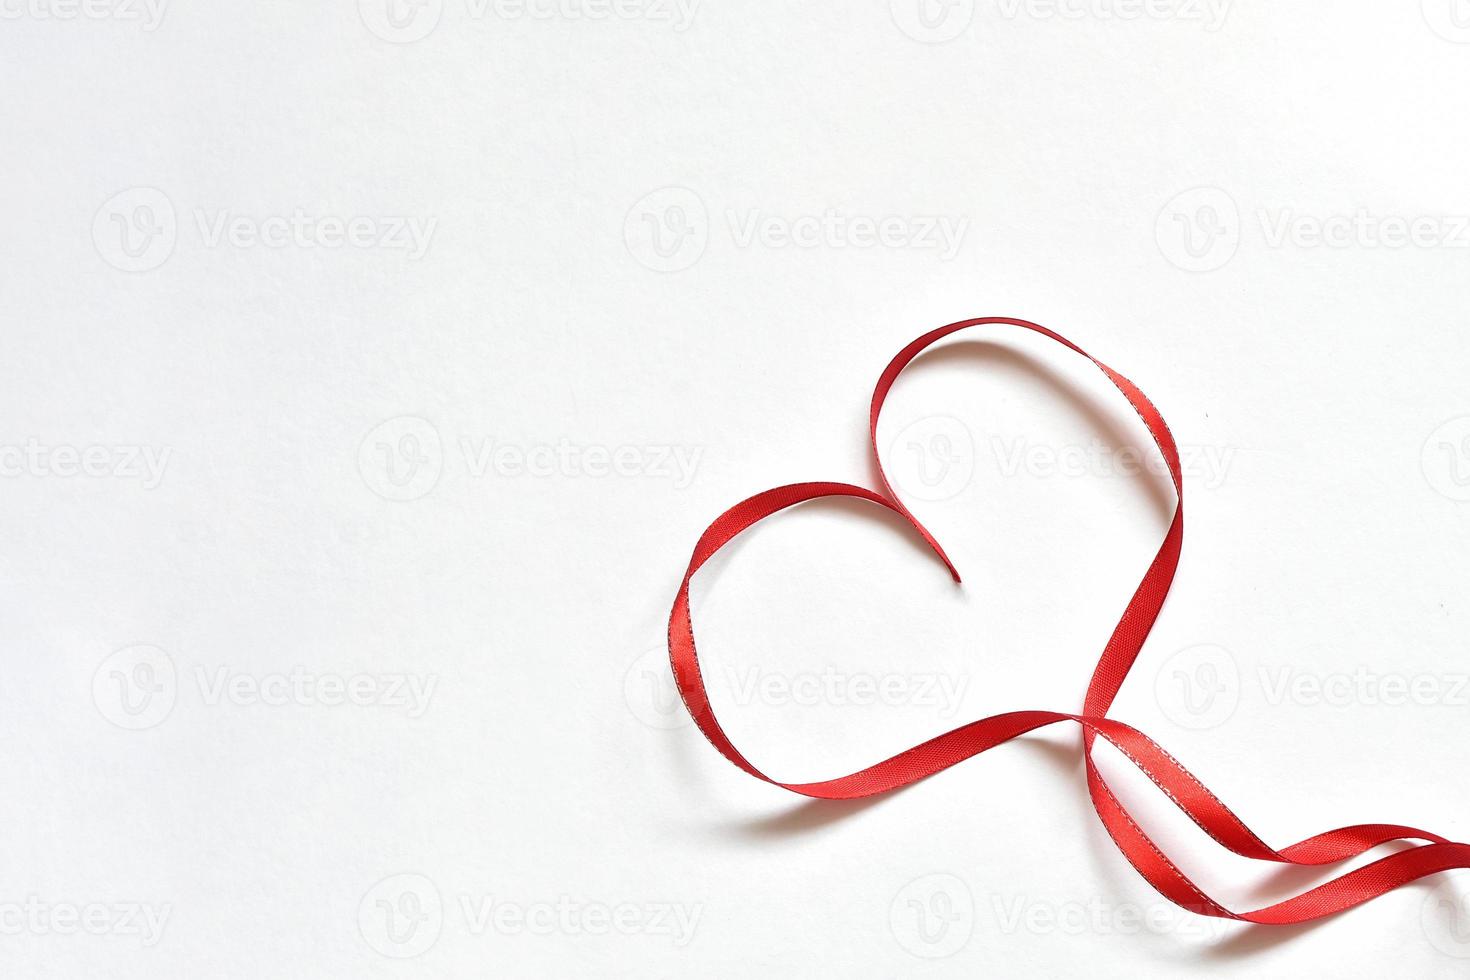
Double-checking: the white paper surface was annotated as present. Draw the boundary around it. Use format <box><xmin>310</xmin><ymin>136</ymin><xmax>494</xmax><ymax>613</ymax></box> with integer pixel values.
<box><xmin>4</xmin><ymin>3</ymin><xmax>1470</xmax><ymax>976</ymax></box>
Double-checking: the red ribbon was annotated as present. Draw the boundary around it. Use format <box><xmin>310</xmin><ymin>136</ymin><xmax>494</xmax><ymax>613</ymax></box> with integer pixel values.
<box><xmin>668</xmin><ymin>316</ymin><xmax>1470</xmax><ymax>926</ymax></box>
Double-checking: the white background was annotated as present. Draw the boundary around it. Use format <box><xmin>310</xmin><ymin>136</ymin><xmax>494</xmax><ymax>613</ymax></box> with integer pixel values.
<box><xmin>4</xmin><ymin>1</ymin><xmax>1470</xmax><ymax>976</ymax></box>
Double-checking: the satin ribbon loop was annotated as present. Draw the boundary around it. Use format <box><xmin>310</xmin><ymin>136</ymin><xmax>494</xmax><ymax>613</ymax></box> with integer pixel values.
<box><xmin>668</xmin><ymin>317</ymin><xmax>1469</xmax><ymax>927</ymax></box>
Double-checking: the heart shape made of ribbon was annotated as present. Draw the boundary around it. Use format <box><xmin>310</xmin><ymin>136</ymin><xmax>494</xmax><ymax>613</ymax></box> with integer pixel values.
<box><xmin>668</xmin><ymin>316</ymin><xmax>1470</xmax><ymax>926</ymax></box>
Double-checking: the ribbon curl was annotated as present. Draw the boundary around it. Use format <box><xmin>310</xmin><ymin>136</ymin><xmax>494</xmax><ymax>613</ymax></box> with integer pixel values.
<box><xmin>668</xmin><ymin>316</ymin><xmax>1470</xmax><ymax>926</ymax></box>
